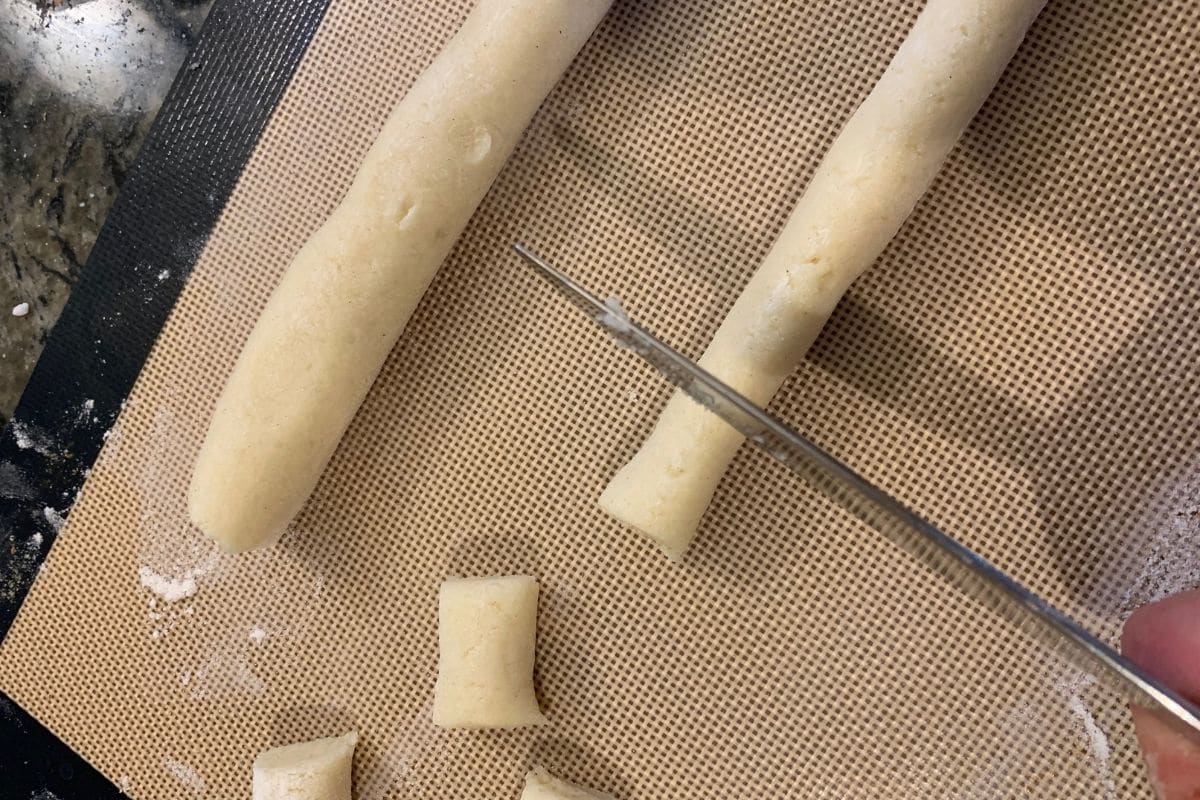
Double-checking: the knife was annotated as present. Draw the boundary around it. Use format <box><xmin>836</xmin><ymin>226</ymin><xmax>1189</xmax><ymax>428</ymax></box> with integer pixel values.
<box><xmin>513</xmin><ymin>242</ymin><xmax>1200</xmax><ymax>743</ymax></box>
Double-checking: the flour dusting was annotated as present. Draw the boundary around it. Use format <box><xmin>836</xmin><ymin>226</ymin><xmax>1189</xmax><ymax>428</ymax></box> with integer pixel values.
<box><xmin>1122</xmin><ymin>469</ymin><xmax>1200</xmax><ymax>612</ymax></box>
<box><xmin>9</xmin><ymin>420</ymin><xmax>57</xmax><ymax>457</ymax></box>
<box><xmin>183</xmin><ymin>649</ymin><xmax>266</xmax><ymax>700</ymax></box>
<box><xmin>138</xmin><ymin>566</ymin><xmax>199</xmax><ymax>603</ymax></box>
<box><xmin>74</xmin><ymin>398</ymin><xmax>96</xmax><ymax>425</ymax></box>
<box><xmin>1057</xmin><ymin>672</ymin><xmax>1116</xmax><ymax>799</ymax></box>
<box><xmin>43</xmin><ymin>506</ymin><xmax>66</xmax><ymax>533</ymax></box>
<box><xmin>132</xmin><ymin>402</ymin><xmax>225</xmax><ymax>637</ymax></box>
<box><xmin>162</xmin><ymin>758</ymin><xmax>207</xmax><ymax>795</ymax></box>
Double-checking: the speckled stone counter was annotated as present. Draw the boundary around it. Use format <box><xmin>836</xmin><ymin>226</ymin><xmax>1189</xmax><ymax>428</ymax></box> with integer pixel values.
<box><xmin>0</xmin><ymin>0</ymin><xmax>213</xmax><ymax>422</ymax></box>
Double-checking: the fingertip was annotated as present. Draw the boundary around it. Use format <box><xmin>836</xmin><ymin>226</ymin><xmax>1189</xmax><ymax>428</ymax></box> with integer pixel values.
<box><xmin>1121</xmin><ymin>589</ymin><xmax>1200</xmax><ymax>700</ymax></box>
<box><xmin>1122</xmin><ymin>589</ymin><xmax>1200</xmax><ymax>799</ymax></box>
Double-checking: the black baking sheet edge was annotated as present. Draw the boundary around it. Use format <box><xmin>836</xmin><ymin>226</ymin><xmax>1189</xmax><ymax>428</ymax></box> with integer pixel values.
<box><xmin>0</xmin><ymin>0</ymin><xmax>332</xmax><ymax>796</ymax></box>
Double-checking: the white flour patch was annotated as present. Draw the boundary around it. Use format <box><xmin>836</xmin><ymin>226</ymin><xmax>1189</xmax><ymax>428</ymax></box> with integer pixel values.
<box><xmin>137</xmin><ymin>549</ymin><xmax>218</xmax><ymax>607</ymax></box>
<box><xmin>9</xmin><ymin>420</ymin><xmax>57</xmax><ymax>457</ymax></box>
<box><xmin>1057</xmin><ymin>672</ymin><xmax>1116</xmax><ymax>799</ymax></box>
<box><xmin>43</xmin><ymin>506</ymin><xmax>66</xmax><ymax>533</ymax></box>
<box><xmin>75</xmin><ymin>398</ymin><xmax>96</xmax><ymax>425</ymax></box>
<box><xmin>249</xmin><ymin>625</ymin><xmax>269</xmax><ymax>644</ymax></box>
<box><xmin>138</xmin><ymin>565</ymin><xmax>200</xmax><ymax>603</ymax></box>
<box><xmin>162</xmin><ymin>758</ymin><xmax>207</xmax><ymax>795</ymax></box>
<box><xmin>133</xmin><ymin>402</ymin><xmax>228</xmax><ymax>638</ymax></box>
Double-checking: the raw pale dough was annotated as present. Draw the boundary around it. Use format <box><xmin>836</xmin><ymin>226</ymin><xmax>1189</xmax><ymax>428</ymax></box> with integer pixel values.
<box><xmin>432</xmin><ymin>575</ymin><xmax>545</xmax><ymax>728</ymax></box>
<box><xmin>600</xmin><ymin>0</ymin><xmax>1047</xmax><ymax>559</ymax></box>
<box><xmin>188</xmin><ymin>0</ymin><xmax>613</xmax><ymax>552</ymax></box>
<box><xmin>521</xmin><ymin>766</ymin><xmax>615</xmax><ymax>800</ymax></box>
<box><xmin>251</xmin><ymin>732</ymin><xmax>357</xmax><ymax>800</ymax></box>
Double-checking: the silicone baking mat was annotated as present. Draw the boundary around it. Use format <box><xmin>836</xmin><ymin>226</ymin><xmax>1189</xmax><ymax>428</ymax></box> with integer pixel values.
<box><xmin>3</xmin><ymin>0</ymin><xmax>1199</xmax><ymax>797</ymax></box>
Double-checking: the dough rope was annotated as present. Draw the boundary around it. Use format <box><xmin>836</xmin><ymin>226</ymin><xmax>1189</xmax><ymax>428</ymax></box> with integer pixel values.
<box><xmin>600</xmin><ymin>0</ymin><xmax>1047</xmax><ymax>559</ymax></box>
<box><xmin>189</xmin><ymin>0</ymin><xmax>613</xmax><ymax>552</ymax></box>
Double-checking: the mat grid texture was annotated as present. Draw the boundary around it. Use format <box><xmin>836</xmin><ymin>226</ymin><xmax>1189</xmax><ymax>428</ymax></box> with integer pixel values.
<box><xmin>3</xmin><ymin>0</ymin><xmax>1199</xmax><ymax>797</ymax></box>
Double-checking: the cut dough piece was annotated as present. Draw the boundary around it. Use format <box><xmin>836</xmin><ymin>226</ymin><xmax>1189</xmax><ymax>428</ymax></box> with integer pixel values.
<box><xmin>521</xmin><ymin>766</ymin><xmax>616</xmax><ymax>800</ymax></box>
<box><xmin>600</xmin><ymin>0</ymin><xmax>1047</xmax><ymax>558</ymax></box>
<box><xmin>188</xmin><ymin>0</ymin><xmax>614</xmax><ymax>552</ymax></box>
<box><xmin>251</xmin><ymin>732</ymin><xmax>357</xmax><ymax>800</ymax></box>
<box><xmin>432</xmin><ymin>575</ymin><xmax>545</xmax><ymax>728</ymax></box>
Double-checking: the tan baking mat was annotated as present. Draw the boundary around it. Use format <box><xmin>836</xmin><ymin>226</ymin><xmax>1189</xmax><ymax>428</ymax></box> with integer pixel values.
<box><xmin>3</xmin><ymin>0</ymin><xmax>1199</xmax><ymax>797</ymax></box>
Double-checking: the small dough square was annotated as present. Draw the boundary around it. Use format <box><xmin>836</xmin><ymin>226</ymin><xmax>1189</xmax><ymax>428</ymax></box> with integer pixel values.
<box><xmin>432</xmin><ymin>575</ymin><xmax>545</xmax><ymax>728</ymax></box>
<box><xmin>521</xmin><ymin>766</ymin><xmax>616</xmax><ymax>800</ymax></box>
<box><xmin>251</xmin><ymin>732</ymin><xmax>357</xmax><ymax>800</ymax></box>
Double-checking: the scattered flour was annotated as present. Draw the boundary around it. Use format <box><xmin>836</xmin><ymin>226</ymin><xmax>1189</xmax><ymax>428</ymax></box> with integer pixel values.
<box><xmin>11</xmin><ymin>427</ymin><xmax>30</xmax><ymax>449</ymax></box>
<box><xmin>249</xmin><ymin>625</ymin><xmax>269</xmax><ymax>644</ymax></box>
<box><xmin>183</xmin><ymin>650</ymin><xmax>266</xmax><ymax>700</ymax></box>
<box><xmin>96</xmin><ymin>419</ymin><xmax>125</xmax><ymax>468</ymax></box>
<box><xmin>9</xmin><ymin>420</ymin><xmax>57</xmax><ymax>456</ymax></box>
<box><xmin>1057</xmin><ymin>672</ymin><xmax>1116</xmax><ymax>799</ymax></box>
<box><xmin>133</xmin><ymin>403</ymin><xmax>224</xmax><ymax>633</ymax></box>
<box><xmin>137</xmin><ymin>562</ymin><xmax>213</xmax><ymax>603</ymax></box>
<box><xmin>162</xmin><ymin>758</ymin><xmax>207</xmax><ymax>795</ymax></box>
<box><xmin>1121</xmin><ymin>470</ymin><xmax>1200</xmax><ymax>612</ymax></box>
<box><xmin>75</xmin><ymin>398</ymin><xmax>96</xmax><ymax>425</ymax></box>
<box><xmin>157</xmin><ymin>269</ymin><xmax>170</xmax><ymax>282</ymax></box>
<box><xmin>43</xmin><ymin>506</ymin><xmax>66</xmax><ymax>533</ymax></box>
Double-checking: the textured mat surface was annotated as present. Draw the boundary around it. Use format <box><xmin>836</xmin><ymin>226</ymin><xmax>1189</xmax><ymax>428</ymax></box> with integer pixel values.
<box><xmin>3</xmin><ymin>1</ymin><xmax>1199</xmax><ymax>798</ymax></box>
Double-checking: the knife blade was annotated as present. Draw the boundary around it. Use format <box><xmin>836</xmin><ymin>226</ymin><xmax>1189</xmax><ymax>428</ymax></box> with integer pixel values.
<box><xmin>513</xmin><ymin>242</ymin><xmax>1200</xmax><ymax>743</ymax></box>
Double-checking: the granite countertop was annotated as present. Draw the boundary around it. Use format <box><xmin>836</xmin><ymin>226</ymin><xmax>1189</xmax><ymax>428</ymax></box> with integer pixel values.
<box><xmin>0</xmin><ymin>0</ymin><xmax>214</xmax><ymax>424</ymax></box>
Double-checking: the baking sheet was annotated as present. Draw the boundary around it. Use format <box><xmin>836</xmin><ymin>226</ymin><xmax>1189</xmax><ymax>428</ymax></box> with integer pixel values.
<box><xmin>3</xmin><ymin>0</ymin><xmax>1200</xmax><ymax>797</ymax></box>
